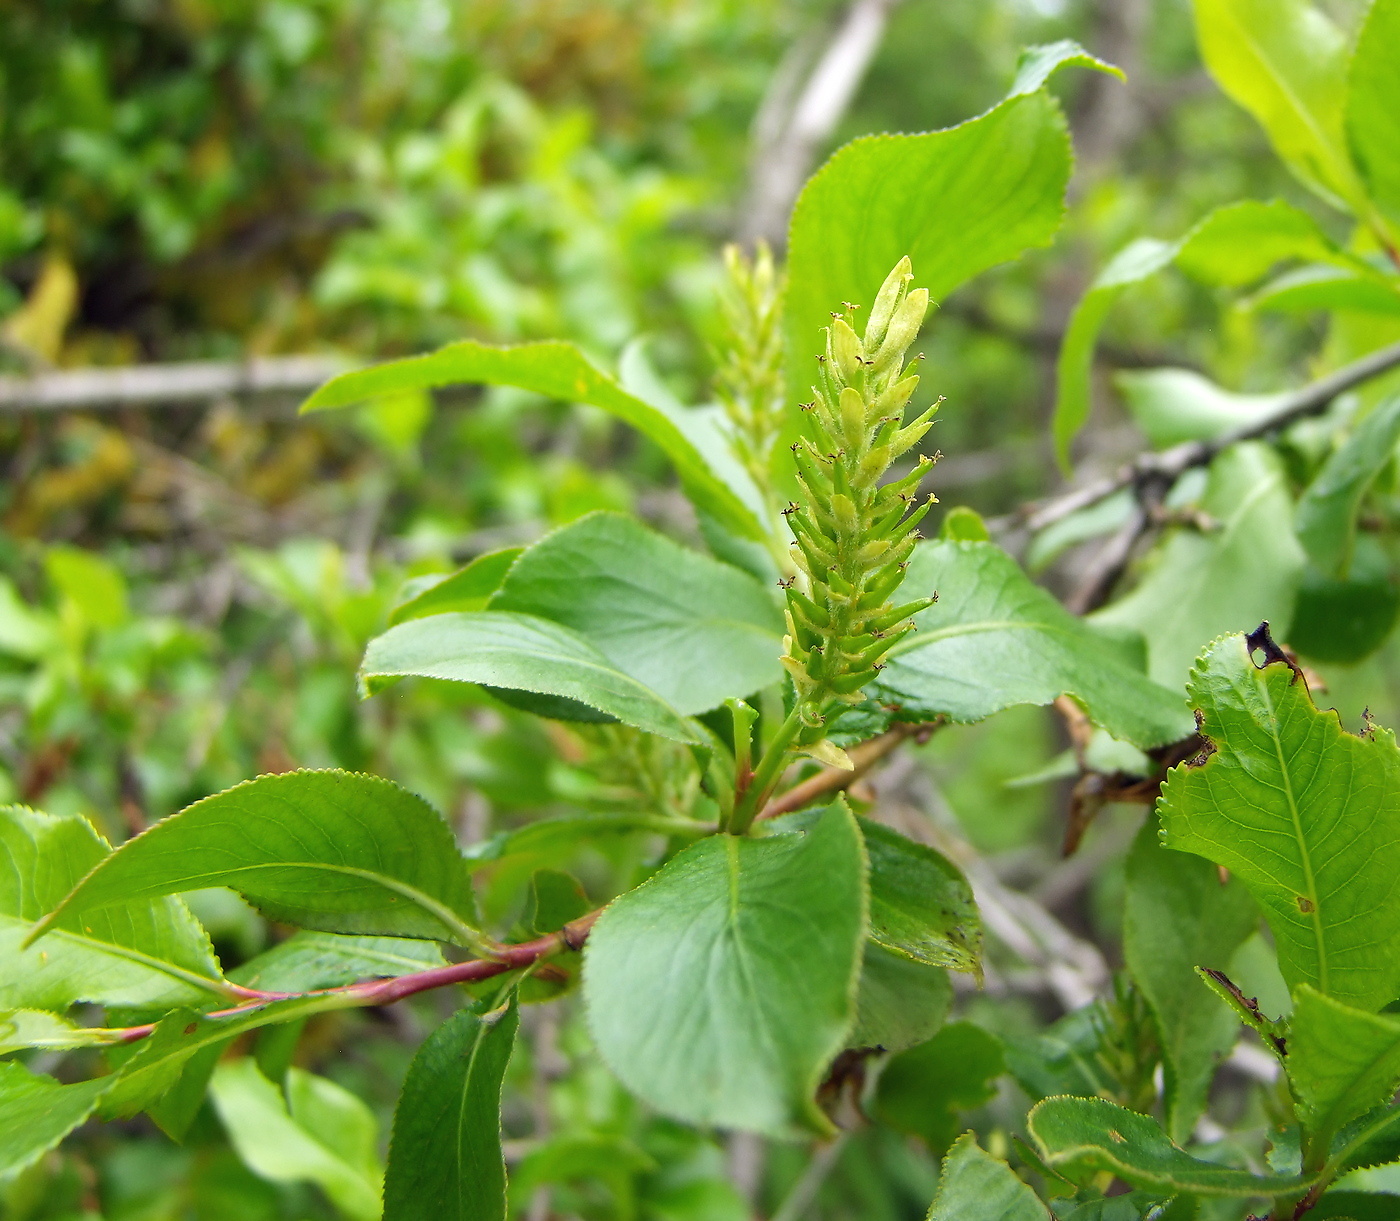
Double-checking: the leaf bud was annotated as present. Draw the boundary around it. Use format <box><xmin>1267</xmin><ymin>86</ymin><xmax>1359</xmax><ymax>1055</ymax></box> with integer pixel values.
<box><xmin>831</xmin><ymin>319</ymin><xmax>865</xmax><ymax>384</ymax></box>
<box><xmin>865</xmin><ymin>256</ymin><xmax>913</xmax><ymax>352</ymax></box>
<box><xmin>839</xmin><ymin>386</ymin><xmax>866</xmax><ymax>448</ymax></box>
<box><xmin>871</xmin><ymin>288</ymin><xmax>929</xmax><ymax>372</ymax></box>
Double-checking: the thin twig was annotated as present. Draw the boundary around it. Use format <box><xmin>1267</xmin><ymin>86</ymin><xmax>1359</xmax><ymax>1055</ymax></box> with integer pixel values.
<box><xmin>769</xmin><ymin>1134</ymin><xmax>850</xmax><ymax>1221</ymax></box>
<box><xmin>1024</xmin><ymin>338</ymin><xmax>1400</xmax><ymax>533</ymax></box>
<box><xmin>115</xmin><ymin>912</ymin><xmax>600</xmax><ymax>1042</ymax></box>
<box><xmin>756</xmin><ymin>720</ymin><xmax>942</xmax><ymax>821</ymax></box>
<box><xmin>0</xmin><ymin>355</ymin><xmax>351</xmax><ymax>412</ymax></box>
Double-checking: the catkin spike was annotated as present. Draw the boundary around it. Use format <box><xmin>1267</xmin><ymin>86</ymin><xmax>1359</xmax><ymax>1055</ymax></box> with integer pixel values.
<box><xmin>780</xmin><ymin>258</ymin><xmax>941</xmax><ymax>739</ymax></box>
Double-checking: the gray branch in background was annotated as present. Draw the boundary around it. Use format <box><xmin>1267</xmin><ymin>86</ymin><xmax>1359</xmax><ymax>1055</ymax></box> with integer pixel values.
<box><xmin>738</xmin><ymin>0</ymin><xmax>903</xmax><ymax>248</ymax></box>
<box><xmin>0</xmin><ymin>354</ymin><xmax>353</xmax><ymax>412</ymax></box>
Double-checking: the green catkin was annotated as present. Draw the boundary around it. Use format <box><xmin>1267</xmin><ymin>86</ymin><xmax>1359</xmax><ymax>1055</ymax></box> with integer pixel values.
<box><xmin>781</xmin><ymin>257</ymin><xmax>940</xmax><ymax>747</ymax></box>
<box><xmin>714</xmin><ymin>241</ymin><xmax>786</xmax><ymax>503</ymax></box>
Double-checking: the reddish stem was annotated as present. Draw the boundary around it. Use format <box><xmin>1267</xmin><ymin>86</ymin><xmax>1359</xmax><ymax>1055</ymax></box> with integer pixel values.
<box><xmin>115</xmin><ymin>911</ymin><xmax>600</xmax><ymax>1043</ymax></box>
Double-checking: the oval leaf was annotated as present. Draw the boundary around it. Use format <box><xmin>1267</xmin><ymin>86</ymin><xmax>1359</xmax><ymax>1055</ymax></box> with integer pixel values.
<box><xmin>1</xmin><ymin>805</ymin><xmax>227</xmax><ymax>1009</ymax></box>
<box><xmin>31</xmin><ymin>771</ymin><xmax>484</xmax><ymax>950</ymax></box>
<box><xmin>301</xmin><ymin>340</ymin><xmax>762</xmax><ymax>541</ymax></box>
<box><xmin>1160</xmin><ymin>632</ymin><xmax>1400</xmax><ymax>1011</ymax></box>
<box><xmin>1028</xmin><ymin>1095</ymin><xmax>1313</xmax><ymax>1196</ymax></box>
<box><xmin>583</xmin><ymin>802</ymin><xmax>867</xmax><ymax>1137</ymax></box>
<box><xmin>362</xmin><ymin>610</ymin><xmax>699</xmax><ymax>743</ymax></box>
<box><xmin>383</xmin><ymin>1001</ymin><xmax>519</xmax><ymax>1221</ymax></box>
<box><xmin>490</xmin><ymin>512</ymin><xmax>782</xmax><ymax>716</ymax></box>
<box><xmin>873</xmin><ymin>541</ymin><xmax>1192</xmax><ymax>748</ymax></box>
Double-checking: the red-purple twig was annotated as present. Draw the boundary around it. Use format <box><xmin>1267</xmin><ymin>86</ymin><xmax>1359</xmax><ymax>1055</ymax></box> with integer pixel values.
<box><xmin>116</xmin><ymin>911</ymin><xmax>600</xmax><ymax>1043</ymax></box>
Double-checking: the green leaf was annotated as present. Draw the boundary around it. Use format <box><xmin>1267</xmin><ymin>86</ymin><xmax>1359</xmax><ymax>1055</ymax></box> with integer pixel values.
<box><xmin>525</xmin><ymin>869</ymin><xmax>589</xmax><ymax>936</ymax></box>
<box><xmin>101</xmin><ymin>996</ymin><xmax>348</xmax><ymax>1119</ymax></box>
<box><xmin>0</xmin><ymin>1009</ymin><xmax>126</xmax><ymax>1054</ymax></box>
<box><xmin>849</xmin><ymin>945</ymin><xmax>951</xmax><ymax>1053</ymax></box>
<box><xmin>786</xmin><ymin>89</ymin><xmax>1071</xmax><ymax>403</ymax></box>
<box><xmin>382</xmin><ymin>1001</ymin><xmax>519</xmax><ymax>1221</ymax></box>
<box><xmin>1192</xmin><ymin>0</ymin><xmax>1361</xmax><ymax>209</ymax></box>
<box><xmin>512</xmin><ymin>1132</ymin><xmax>656</xmax><ymax>1209</ymax></box>
<box><xmin>1005</xmin><ymin>1006</ymin><xmax>1119</xmax><ymax>1103</ymax></box>
<box><xmin>388</xmin><ymin>549</ymin><xmax>523</xmax><ymax>625</ymax></box>
<box><xmin>231</xmin><ymin>931</ymin><xmax>446</xmax><ymax>993</ymax></box>
<box><xmin>147</xmin><ymin>1034</ymin><xmax>231</xmax><ymax>1142</ymax></box>
<box><xmin>925</xmin><ymin>1132</ymin><xmax>1049</xmax><ymax>1221</ymax></box>
<box><xmin>1289</xmin><ymin>537</ymin><xmax>1400</xmax><ymax>664</ymax></box>
<box><xmin>30</xmin><ymin>771</ymin><xmax>483</xmax><ymax>950</ymax></box>
<box><xmin>1309</xmin><ymin>1191</ymin><xmax>1400</xmax><ymax>1220</ymax></box>
<box><xmin>0</xmin><ymin>1062</ymin><xmax>108</xmax><ymax>1178</ymax></box>
<box><xmin>361</xmin><ymin>611</ymin><xmax>700</xmax><ymax>743</ymax></box>
<box><xmin>1054</xmin><ymin>238</ymin><xmax>1179</xmax><ymax>469</ymax></box>
<box><xmin>1116</xmin><ymin>369</ymin><xmax>1286</xmax><ymax>448</ymax></box>
<box><xmin>1250</xmin><ymin>266</ymin><xmax>1400</xmax><ymax>316</ymax></box>
<box><xmin>1295</xmin><ymin>394</ymin><xmax>1400</xmax><ymax>576</ymax></box>
<box><xmin>1289</xmin><ymin>987</ymin><xmax>1400</xmax><ymax>1161</ymax></box>
<box><xmin>0</xmin><ymin>804</ymin><xmax>228</xmax><ymax>1010</ymax></box>
<box><xmin>1173</xmin><ymin>200</ymin><xmax>1352</xmax><ymax>286</ymax></box>
<box><xmin>489</xmin><ymin>512</ymin><xmax>783</xmax><ymax>715</ymax></box>
<box><xmin>301</xmin><ymin>339</ymin><xmax>762</xmax><ymax>541</ymax></box>
<box><xmin>1346</xmin><ymin>0</ymin><xmax>1400</xmax><ymax>236</ymax></box>
<box><xmin>1159</xmin><ymin>631</ymin><xmax>1400</xmax><ymax>1011</ymax></box>
<box><xmin>211</xmin><ymin>1058</ymin><xmax>383</xmax><ymax>1221</ymax></box>
<box><xmin>1028</xmin><ymin>1095</ymin><xmax>1313</xmax><ymax>1196</ymax></box>
<box><xmin>873</xmin><ymin>541</ymin><xmax>1192</xmax><ymax>748</ymax></box>
<box><xmin>45</xmin><ymin>544</ymin><xmax>127</xmax><ymax>629</ymax></box>
<box><xmin>1124</xmin><ymin>820</ymin><xmax>1259</xmax><ymax>1143</ymax></box>
<box><xmin>861</xmin><ymin>819</ymin><xmax>980</xmax><ymax>976</ymax></box>
<box><xmin>1094</xmin><ymin>443</ymin><xmax>1305</xmax><ymax>690</ymax></box>
<box><xmin>877</xmin><ymin>1023</ymin><xmax>1006</xmax><ymax>1153</ymax></box>
<box><xmin>582</xmin><ymin>801</ymin><xmax>867</xmax><ymax>1137</ymax></box>
<box><xmin>1053</xmin><ymin>200</ymin><xmax>1353</xmax><ymax>460</ymax></box>
<box><xmin>1008</xmin><ymin>39</ymin><xmax>1123</xmax><ymax>97</ymax></box>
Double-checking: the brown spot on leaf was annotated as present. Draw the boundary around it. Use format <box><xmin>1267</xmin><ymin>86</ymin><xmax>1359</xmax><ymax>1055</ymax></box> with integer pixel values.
<box><xmin>1297</xmin><ymin>895</ymin><xmax>1315</xmax><ymax>914</ymax></box>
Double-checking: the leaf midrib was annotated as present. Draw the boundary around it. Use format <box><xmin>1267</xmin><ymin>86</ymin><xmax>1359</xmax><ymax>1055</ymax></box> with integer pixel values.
<box><xmin>1217</xmin><ymin>6</ymin><xmax>1350</xmax><ymax>198</ymax></box>
<box><xmin>44</xmin><ymin>863</ymin><xmax>479</xmax><ymax>951</ymax></box>
<box><xmin>1255</xmin><ymin>672</ymin><xmax>1327</xmax><ymax>992</ymax></box>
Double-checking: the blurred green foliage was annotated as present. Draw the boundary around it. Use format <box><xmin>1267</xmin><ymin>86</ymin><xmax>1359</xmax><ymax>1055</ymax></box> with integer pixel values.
<box><xmin>5</xmin><ymin>1</ymin><xmax>1400</xmax><ymax>1219</ymax></box>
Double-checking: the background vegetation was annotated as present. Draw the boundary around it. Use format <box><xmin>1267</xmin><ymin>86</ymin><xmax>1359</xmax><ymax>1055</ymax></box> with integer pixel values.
<box><xmin>3</xmin><ymin>1</ymin><xmax>1399</xmax><ymax>1218</ymax></box>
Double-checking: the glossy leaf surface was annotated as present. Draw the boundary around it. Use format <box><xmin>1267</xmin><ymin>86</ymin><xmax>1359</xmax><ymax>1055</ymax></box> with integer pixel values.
<box><xmin>491</xmin><ymin>512</ymin><xmax>782</xmax><ymax>715</ymax></box>
<box><xmin>231</xmin><ymin>931</ymin><xmax>445</xmax><ymax>993</ymax></box>
<box><xmin>1346</xmin><ymin>0</ymin><xmax>1400</xmax><ymax>232</ymax></box>
<box><xmin>1160</xmin><ymin>633</ymin><xmax>1400</xmax><ymax>1010</ymax></box>
<box><xmin>33</xmin><ymin>771</ymin><xmax>483</xmax><ymax>948</ymax></box>
<box><xmin>874</xmin><ymin>541</ymin><xmax>1191</xmax><ymax>747</ymax></box>
<box><xmin>362</xmin><ymin>611</ymin><xmax>699</xmax><ymax>743</ymax></box>
<box><xmin>861</xmin><ymin>818</ymin><xmax>980</xmax><ymax>975</ymax></box>
<box><xmin>1192</xmin><ymin>0</ymin><xmax>1359</xmax><ymax>208</ymax></box>
<box><xmin>382</xmin><ymin>1002</ymin><xmax>519</xmax><ymax>1221</ymax></box>
<box><xmin>388</xmin><ymin>549</ymin><xmax>523</xmax><ymax>625</ymax></box>
<box><xmin>785</xmin><ymin>90</ymin><xmax>1070</xmax><ymax>401</ymax></box>
<box><xmin>583</xmin><ymin>802</ymin><xmax>866</xmax><ymax>1137</ymax></box>
<box><xmin>302</xmin><ymin>340</ymin><xmax>762</xmax><ymax>540</ymax></box>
